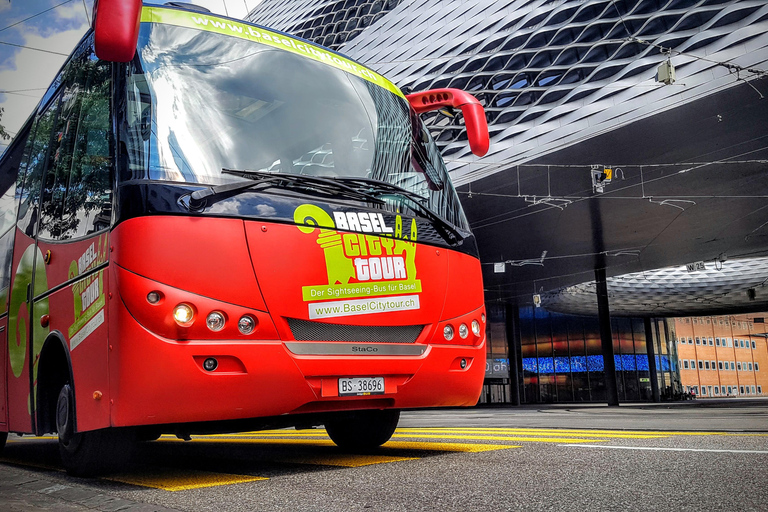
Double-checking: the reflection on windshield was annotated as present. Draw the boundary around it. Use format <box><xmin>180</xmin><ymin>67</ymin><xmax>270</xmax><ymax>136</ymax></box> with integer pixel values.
<box><xmin>124</xmin><ymin>23</ymin><xmax>468</xmax><ymax>229</ymax></box>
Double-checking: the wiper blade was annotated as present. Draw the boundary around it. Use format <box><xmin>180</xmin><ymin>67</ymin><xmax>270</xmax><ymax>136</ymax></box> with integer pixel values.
<box><xmin>333</xmin><ymin>177</ymin><xmax>465</xmax><ymax>245</ymax></box>
<box><xmin>179</xmin><ymin>169</ymin><xmax>385</xmax><ymax>210</ymax></box>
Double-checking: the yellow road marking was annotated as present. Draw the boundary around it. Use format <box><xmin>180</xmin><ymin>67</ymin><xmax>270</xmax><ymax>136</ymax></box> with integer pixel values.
<box><xmin>383</xmin><ymin>441</ymin><xmax>519</xmax><ymax>453</ymax></box>
<box><xmin>157</xmin><ymin>437</ymin><xmax>515</xmax><ymax>452</ymax></box>
<box><xmin>393</xmin><ymin>434</ymin><xmax>605</xmax><ymax>443</ymax></box>
<box><xmin>394</xmin><ymin>427</ymin><xmax>766</xmax><ymax>437</ymax></box>
<box><xmin>184</xmin><ymin>431</ymin><xmax>603</xmax><ymax>444</ymax></box>
<box><xmin>105</xmin><ymin>468</ymin><xmax>267</xmax><ymax>491</ymax></box>
<box><xmin>276</xmin><ymin>453</ymin><xmax>418</xmax><ymax>467</ymax></box>
<box><xmin>394</xmin><ymin>429</ymin><xmax>667</xmax><ymax>440</ymax></box>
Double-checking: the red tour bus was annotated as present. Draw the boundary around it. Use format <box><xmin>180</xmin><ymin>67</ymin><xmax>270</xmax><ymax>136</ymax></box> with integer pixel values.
<box><xmin>0</xmin><ymin>0</ymin><xmax>489</xmax><ymax>475</ymax></box>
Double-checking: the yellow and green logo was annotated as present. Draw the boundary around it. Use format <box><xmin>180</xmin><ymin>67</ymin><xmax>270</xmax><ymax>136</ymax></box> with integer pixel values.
<box><xmin>294</xmin><ymin>204</ymin><xmax>421</xmax><ymax>302</ymax></box>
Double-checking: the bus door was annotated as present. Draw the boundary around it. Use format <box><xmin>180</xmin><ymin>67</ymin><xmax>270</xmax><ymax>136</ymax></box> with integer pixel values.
<box><xmin>0</xmin><ymin>118</ymin><xmax>35</xmax><ymax>432</ymax></box>
<box><xmin>6</xmin><ymin>96</ymin><xmax>58</xmax><ymax>434</ymax></box>
<box><xmin>32</xmin><ymin>50</ymin><xmax>114</xmax><ymax>434</ymax></box>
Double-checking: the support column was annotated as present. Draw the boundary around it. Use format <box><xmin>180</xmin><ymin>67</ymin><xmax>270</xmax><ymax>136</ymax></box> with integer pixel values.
<box><xmin>505</xmin><ymin>303</ymin><xmax>522</xmax><ymax>406</ymax></box>
<box><xmin>644</xmin><ymin>317</ymin><xmax>660</xmax><ymax>402</ymax></box>
<box><xmin>595</xmin><ymin>267</ymin><xmax>619</xmax><ymax>406</ymax></box>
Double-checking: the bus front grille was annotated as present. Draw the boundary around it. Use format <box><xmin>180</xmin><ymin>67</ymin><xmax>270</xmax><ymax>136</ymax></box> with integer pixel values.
<box><xmin>286</xmin><ymin>318</ymin><xmax>423</xmax><ymax>343</ymax></box>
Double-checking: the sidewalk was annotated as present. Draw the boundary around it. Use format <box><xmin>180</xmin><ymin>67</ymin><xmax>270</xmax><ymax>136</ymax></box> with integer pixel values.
<box><xmin>400</xmin><ymin>398</ymin><xmax>768</xmax><ymax>431</ymax></box>
<box><xmin>0</xmin><ymin>463</ymin><xmax>179</xmax><ymax>512</ymax></box>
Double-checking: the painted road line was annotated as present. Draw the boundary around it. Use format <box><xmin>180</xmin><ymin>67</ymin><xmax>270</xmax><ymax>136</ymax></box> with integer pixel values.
<box><xmin>391</xmin><ymin>433</ymin><xmax>605</xmax><ymax>443</ymax></box>
<box><xmin>104</xmin><ymin>468</ymin><xmax>268</xmax><ymax>491</ymax></box>
<box><xmin>275</xmin><ymin>453</ymin><xmax>419</xmax><ymax>467</ymax></box>
<box><xmin>159</xmin><ymin>437</ymin><xmax>516</xmax><ymax>453</ymax></box>
<box><xmin>407</xmin><ymin>427</ymin><xmax>768</xmax><ymax>437</ymax></box>
<box><xmin>207</xmin><ymin>430</ymin><xmax>608</xmax><ymax>443</ymax></box>
<box><xmin>560</xmin><ymin>445</ymin><xmax>768</xmax><ymax>454</ymax></box>
<box><xmin>383</xmin><ymin>441</ymin><xmax>519</xmax><ymax>453</ymax></box>
<box><xmin>394</xmin><ymin>429</ymin><xmax>668</xmax><ymax>439</ymax></box>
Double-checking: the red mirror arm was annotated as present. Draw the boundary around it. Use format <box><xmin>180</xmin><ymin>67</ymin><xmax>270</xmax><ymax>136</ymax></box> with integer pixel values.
<box><xmin>405</xmin><ymin>88</ymin><xmax>489</xmax><ymax>157</ymax></box>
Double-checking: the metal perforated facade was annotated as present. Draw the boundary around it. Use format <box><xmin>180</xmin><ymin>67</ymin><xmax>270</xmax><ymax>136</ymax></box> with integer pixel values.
<box><xmin>249</xmin><ymin>0</ymin><xmax>768</xmax><ymax>185</ymax></box>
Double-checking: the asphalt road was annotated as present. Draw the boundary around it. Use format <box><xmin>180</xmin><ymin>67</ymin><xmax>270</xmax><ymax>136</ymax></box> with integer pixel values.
<box><xmin>2</xmin><ymin>400</ymin><xmax>767</xmax><ymax>512</ymax></box>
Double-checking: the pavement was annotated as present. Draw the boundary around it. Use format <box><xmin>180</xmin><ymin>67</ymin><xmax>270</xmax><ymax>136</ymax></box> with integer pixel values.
<box><xmin>1</xmin><ymin>398</ymin><xmax>766</xmax><ymax>511</ymax></box>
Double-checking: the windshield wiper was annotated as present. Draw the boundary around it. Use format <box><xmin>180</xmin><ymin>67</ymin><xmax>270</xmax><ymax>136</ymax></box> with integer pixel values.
<box><xmin>333</xmin><ymin>177</ymin><xmax>465</xmax><ymax>245</ymax></box>
<box><xmin>179</xmin><ymin>169</ymin><xmax>385</xmax><ymax>210</ymax></box>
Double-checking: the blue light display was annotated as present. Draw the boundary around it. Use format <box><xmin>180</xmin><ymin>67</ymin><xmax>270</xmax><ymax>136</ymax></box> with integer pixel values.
<box><xmin>587</xmin><ymin>355</ymin><xmax>604</xmax><ymax>372</ymax></box>
<box><xmin>538</xmin><ymin>358</ymin><xmax>554</xmax><ymax>374</ymax></box>
<box><xmin>620</xmin><ymin>354</ymin><xmax>637</xmax><ymax>371</ymax></box>
<box><xmin>570</xmin><ymin>356</ymin><xmax>587</xmax><ymax>372</ymax></box>
<box><xmin>636</xmin><ymin>355</ymin><xmax>649</xmax><ymax>371</ymax></box>
<box><xmin>522</xmin><ymin>358</ymin><xmax>538</xmax><ymax>373</ymax></box>
<box><xmin>554</xmin><ymin>357</ymin><xmax>570</xmax><ymax>373</ymax></box>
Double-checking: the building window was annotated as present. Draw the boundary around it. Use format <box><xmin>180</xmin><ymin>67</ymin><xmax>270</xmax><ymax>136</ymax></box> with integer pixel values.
<box><xmin>740</xmin><ymin>386</ymin><xmax>745</xmax><ymax>394</ymax></box>
<box><xmin>688</xmin><ymin>337</ymin><xmax>693</xmax><ymax>344</ymax></box>
<box><xmin>716</xmin><ymin>338</ymin><xmax>721</xmax><ymax>346</ymax></box>
<box><xmin>718</xmin><ymin>361</ymin><xmax>723</xmax><ymax>370</ymax></box>
<box><xmin>705</xmin><ymin>361</ymin><xmax>710</xmax><ymax>370</ymax></box>
<box><xmin>702</xmin><ymin>387</ymin><xmax>707</xmax><ymax>395</ymax></box>
<box><xmin>731</xmin><ymin>362</ymin><xmax>735</xmax><ymax>370</ymax></box>
<box><xmin>698</xmin><ymin>360</ymin><xmax>704</xmax><ymax>369</ymax></box>
<box><xmin>751</xmin><ymin>340</ymin><xmax>756</xmax><ymax>349</ymax></box>
<box><xmin>714</xmin><ymin>387</ymin><xmax>719</xmax><ymax>395</ymax></box>
<box><xmin>748</xmin><ymin>362</ymin><xmax>753</xmax><ymax>371</ymax></box>
<box><xmin>684</xmin><ymin>360</ymin><xmax>689</xmax><ymax>369</ymax></box>
<box><xmin>740</xmin><ymin>339</ymin><xmax>745</xmax><ymax>348</ymax></box>
<box><xmin>751</xmin><ymin>386</ymin><xmax>756</xmax><ymax>394</ymax></box>
<box><xmin>690</xmin><ymin>359</ymin><xmax>696</xmax><ymax>368</ymax></box>
<box><xmin>721</xmin><ymin>386</ymin><xmax>726</xmax><ymax>395</ymax></box>
<box><xmin>758</xmin><ymin>386</ymin><xmax>763</xmax><ymax>394</ymax></box>
<box><xmin>708</xmin><ymin>338</ymin><xmax>714</xmax><ymax>346</ymax></box>
<box><xmin>737</xmin><ymin>362</ymin><xmax>742</xmax><ymax>371</ymax></box>
<box><xmin>755</xmin><ymin>363</ymin><xmax>760</xmax><ymax>371</ymax></box>
<box><xmin>696</xmin><ymin>337</ymin><xmax>701</xmax><ymax>345</ymax></box>
<box><xmin>711</xmin><ymin>360</ymin><xmax>716</xmax><ymax>369</ymax></box>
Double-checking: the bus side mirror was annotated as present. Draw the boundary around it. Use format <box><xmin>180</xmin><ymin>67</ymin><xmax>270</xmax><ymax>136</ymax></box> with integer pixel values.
<box><xmin>405</xmin><ymin>88</ymin><xmax>489</xmax><ymax>157</ymax></box>
<box><xmin>93</xmin><ymin>0</ymin><xmax>143</xmax><ymax>62</ymax></box>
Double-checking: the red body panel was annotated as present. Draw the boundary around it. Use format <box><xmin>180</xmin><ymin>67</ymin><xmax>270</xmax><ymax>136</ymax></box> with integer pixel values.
<box><xmin>105</xmin><ymin>215</ymin><xmax>485</xmax><ymax>428</ymax></box>
<box><xmin>0</xmin><ymin>316</ymin><xmax>6</xmax><ymax>429</ymax></box>
<box><xmin>112</xmin><ymin>216</ymin><xmax>267</xmax><ymax>312</ymax></box>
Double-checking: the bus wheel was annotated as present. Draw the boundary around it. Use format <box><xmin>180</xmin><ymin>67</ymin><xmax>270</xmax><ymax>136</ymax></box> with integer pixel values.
<box><xmin>56</xmin><ymin>384</ymin><xmax>134</xmax><ymax>477</ymax></box>
<box><xmin>0</xmin><ymin>432</ymin><xmax>7</xmax><ymax>454</ymax></box>
<box><xmin>325</xmin><ymin>409</ymin><xmax>400</xmax><ymax>451</ymax></box>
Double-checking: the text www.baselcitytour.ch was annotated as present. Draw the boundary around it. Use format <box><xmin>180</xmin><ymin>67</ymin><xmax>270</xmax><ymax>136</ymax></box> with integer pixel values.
<box><xmin>309</xmin><ymin>295</ymin><xmax>420</xmax><ymax>320</ymax></box>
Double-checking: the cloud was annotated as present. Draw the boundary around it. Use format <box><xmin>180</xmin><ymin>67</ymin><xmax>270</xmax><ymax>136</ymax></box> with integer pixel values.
<box><xmin>0</xmin><ymin>1</ymin><xmax>91</xmax><ymax>146</ymax></box>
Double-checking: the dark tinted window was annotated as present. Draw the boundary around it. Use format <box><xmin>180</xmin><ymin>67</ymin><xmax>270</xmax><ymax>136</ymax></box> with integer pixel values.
<box><xmin>38</xmin><ymin>44</ymin><xmax>113</xmax><ymax>241</ymax></box>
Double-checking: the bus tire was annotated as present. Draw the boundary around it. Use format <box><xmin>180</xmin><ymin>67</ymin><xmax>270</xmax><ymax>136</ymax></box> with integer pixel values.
<box><xmin>325</xmin><ymin>409</ymin><xmax>400</xmax><ymax>451</ymax></box>
<box><xmin>56</xmin><ymin>384</ymin><xmax>134</xmax><ymax>477</ymax></box>
<box><xmin>0</xmin><ymin>431</ymin><xmax>7</xmax><ymax>454</ymax></box>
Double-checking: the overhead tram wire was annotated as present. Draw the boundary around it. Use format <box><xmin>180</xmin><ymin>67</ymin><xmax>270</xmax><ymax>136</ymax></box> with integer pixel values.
<box><xmin>81</xmin><ymin>0</ymin><xmax>91</xmax><ymax>25</ymax></box>
<box><xmin>0</xmin><ymin>0</ymin><xmax>77</xmax><ymax>33</ymax></box>
<box><xmin>0</xmin><ymin>40</ymin><xmax>69</xmax><ymax>56</ymax></box>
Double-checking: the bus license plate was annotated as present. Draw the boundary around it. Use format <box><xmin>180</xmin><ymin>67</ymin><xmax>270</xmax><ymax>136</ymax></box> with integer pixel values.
<box><xmin>338</xmin><ymin>377</ymin><xmax>385</xmax><ymax>396</ymax></box>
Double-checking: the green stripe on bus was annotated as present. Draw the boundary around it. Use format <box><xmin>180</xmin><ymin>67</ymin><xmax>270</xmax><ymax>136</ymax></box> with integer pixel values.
<box><xmin>139</xmin><ymin>7</ymin><xmax>405</xmax><ymax>99</ymax></box>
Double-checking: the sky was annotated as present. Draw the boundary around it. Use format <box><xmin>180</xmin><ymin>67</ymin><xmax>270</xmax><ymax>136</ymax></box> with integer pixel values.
<box><xmin>0</xmin><ymin>0</ymin><xmax>255</xmax><ymax>154</ymax></box>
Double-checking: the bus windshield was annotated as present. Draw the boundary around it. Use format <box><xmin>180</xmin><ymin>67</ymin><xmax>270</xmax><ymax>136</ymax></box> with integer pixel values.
<box><xmin>123</xmin><ymin>21</ymin><xmax>469</xmax><ymax>230</ymax></box>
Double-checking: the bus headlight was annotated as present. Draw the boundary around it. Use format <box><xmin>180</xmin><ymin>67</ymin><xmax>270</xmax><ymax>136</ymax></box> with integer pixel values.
<box><xmin>459</xmin><ymin>323</ymin><xmax>469</xmax><ymax>339</ymax></box>
<box><xmin>238</xmin><ymin>315</ymin><xmax>256</xmax><ymax>335</ymax></box>
<box><xmin>206</xmin><ymin>311</ymin><xmax>226</xmax><ymax>332</ymax></box>
<box><xmin>443</xmin><ymin>325</ymin><xmax>454</xmax><ymax>341</ymax></box>
<box><xmin>471</xmin><ymin>320</ymin><xmax>481</xmax><ymax>336</ymax></box>
<box><xmin>173</xmin><ymin>303</ymin><xmax>195</xmax><ymax>326</ymax></box>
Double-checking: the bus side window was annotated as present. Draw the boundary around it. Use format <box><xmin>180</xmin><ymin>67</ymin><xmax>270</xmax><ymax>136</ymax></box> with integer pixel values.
<box><xmin>18</xmin><ymin>104</ymin><xmax>59</xmax><ymax>238</ymax></box>
<box><xmin>38</xmin><ymin>53</ymin><xmax>113</xmax><ymax>241</ymax></box>
<box><xmin>0</xmin><ymin>119</ymin><xmax>35</xmax><ymax>314</ymax></box>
